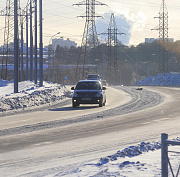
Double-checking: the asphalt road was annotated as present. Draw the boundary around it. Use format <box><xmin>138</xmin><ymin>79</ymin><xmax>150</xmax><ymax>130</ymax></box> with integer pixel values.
<box><xmin>0</xmin><ymin>86</ymin><xmax>180</xmax><ymax>176</ymax></box>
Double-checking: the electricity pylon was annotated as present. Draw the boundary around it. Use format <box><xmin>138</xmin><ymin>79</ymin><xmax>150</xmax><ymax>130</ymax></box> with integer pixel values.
<box><xmin>0</xmin><ymin>0</ymin><xmax>21</xmax><ymax>80</ymax></box>
<box><xmin>152</xmin><ymin>0</ymin><xmax>168</xmax><ymax>73</ymax></box>
<box><xmin>1</xmin><ymin>0</ymin><xmax>43</xmax><ymax>92</ymax></box>
<box><xmin>101</xmin><ymin>13</ymin><xmax>125</xmax><ymax>84</ymax></box>
<box><xmin>74</xmin><ymin>0</ymin><xmax>107</xmax><ymax>80</ymax></box>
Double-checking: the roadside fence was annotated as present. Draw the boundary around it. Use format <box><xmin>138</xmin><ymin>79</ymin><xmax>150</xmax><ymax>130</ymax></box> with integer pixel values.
<box><xmin>161</xmin><ymin>133</ymin><xmax>180</xmax><ymax>177</ymax></box>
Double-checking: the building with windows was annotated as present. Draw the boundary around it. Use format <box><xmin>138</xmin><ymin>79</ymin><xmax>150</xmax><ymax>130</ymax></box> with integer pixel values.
<box><xmin>52</xmin><ymin>38</ymin><xmax>77</xmax><ymax>50</ymax></box>
<box><xmin>145</xmin><ymin>38</ymin><xmax>174</xmax><ymax>43</ymax></box>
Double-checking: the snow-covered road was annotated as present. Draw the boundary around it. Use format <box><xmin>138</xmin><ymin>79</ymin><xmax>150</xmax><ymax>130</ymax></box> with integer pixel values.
<box><xmin>0</xmin><ymin>85</ymin><xmax>180</xmax><ymax>176</ymax></box>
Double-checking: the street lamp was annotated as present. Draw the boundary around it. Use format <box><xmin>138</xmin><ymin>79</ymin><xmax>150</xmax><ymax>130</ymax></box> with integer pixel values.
<box><xmin>148</xmin><ymin>53</ymin><xmax>155</xmax><ymax>77</ymax></box>
<box><xmin>52</xmin><ymin>36</ymin><xmax>63</xmax><ymax>83</ymax></box>
<box><xmin>48</xmin><ymin>32</ymin><xmax>60</xmax><ymax>82</ymax></box>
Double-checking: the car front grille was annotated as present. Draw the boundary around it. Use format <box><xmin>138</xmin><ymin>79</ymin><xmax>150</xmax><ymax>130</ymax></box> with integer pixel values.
<box><xmin>77</xmin><ymin>92</ymin><xmax>97</xmax><ymax>97</ymax></box>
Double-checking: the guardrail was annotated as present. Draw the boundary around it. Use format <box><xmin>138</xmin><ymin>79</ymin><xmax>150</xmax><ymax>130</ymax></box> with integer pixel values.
<box><xmin>161</xmin><ymin>133</ymin><xmax>180</xmax><ymax>177</ymax></box>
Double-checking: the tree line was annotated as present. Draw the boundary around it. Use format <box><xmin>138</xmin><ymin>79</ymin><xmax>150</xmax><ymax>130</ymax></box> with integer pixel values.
<box><xmin>47</xmin><ymin>40</ymin><xmax>180</xmax><ymax>85</ymax></box>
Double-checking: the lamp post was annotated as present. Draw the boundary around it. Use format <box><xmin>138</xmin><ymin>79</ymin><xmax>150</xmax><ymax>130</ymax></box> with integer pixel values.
<box><xmin>148</xmin><ymin>53</ymin><xmax>155</xmax><ymax>77</ymax></box>
<box><xmin>52</xmin><ymin>36</ymin><xmax>63</xmax><ymax>83</ymax></box>
<box><xmin>48</xmin><ymin>32</ymin><xmax>60</xmax><ymax>82</ymax></box>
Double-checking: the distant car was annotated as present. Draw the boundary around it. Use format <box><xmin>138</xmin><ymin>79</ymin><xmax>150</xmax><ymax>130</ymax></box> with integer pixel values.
<box><xmin>87</xmin><ymin>74</ymin><xmax>100</xmax><ymax>80</ymax></box>
<box><xmin>71</xmin><ymin>80</ymin><xmax>106</xmax><ymax>107</ymax></box>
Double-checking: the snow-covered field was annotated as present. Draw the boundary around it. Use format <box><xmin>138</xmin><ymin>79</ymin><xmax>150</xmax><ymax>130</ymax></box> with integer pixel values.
<box><xmin>0</xmin><ymin>75</ymin><xmax>180</xmax><ymax>176</ymax></box>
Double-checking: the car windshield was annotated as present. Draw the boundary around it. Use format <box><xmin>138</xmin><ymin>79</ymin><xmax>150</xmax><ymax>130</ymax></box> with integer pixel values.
<box><xmin>76</xmin><ymin>82</ymin><xmax>101</xmax><ymax>90</ymax></box>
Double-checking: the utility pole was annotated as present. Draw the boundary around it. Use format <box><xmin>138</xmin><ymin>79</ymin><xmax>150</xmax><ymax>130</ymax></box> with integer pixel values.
<box><xmin>73</xmin><ymin>0</ymin><xmax>107</xmax><ymax>80</ymax></box>
<box><xmin>152</xmin><ymin>0</ymin><xmax>168</xmax><ymax>73</ymax></box>
<box><xmin>1</xmin><ymin>0</ymin><xmax>37</xmax><ymax>92</ymax></box>
<box><xmin>0</xmin><ymin>0</ymin><xmax>20</xmax><ymax>81</ymax></box>
<box><xmin>14</xmin><ymin>0</ymin><xmax>18</xmax><ymax>93</ymax></box>
<box><xmin>100</xmin><ymin>13</ymin><xmax>125</xmax><ymax>84</ymax></box>
<box><xmin>26</xmin><ymin>6</ymin><xmax>29</xmax><ymax>80</ymax></box>
<box><xmin>30</xmin><ymin>0</ymin><xmax>33</xmax><ymax>81</ymax></box>
<box><xmin>34</xmin><ymin>0</ymin><xmax>38</xmax><ymax>84</ymax></box>
<box><xmin>20</xmin><ymin>10</ymin><xmax>24</xmax><ymax>82</ymax></box>
<box><xmin>39</xmin><ymin>0</ymin><xmax>43</xmax><ymax>87</ymax></box>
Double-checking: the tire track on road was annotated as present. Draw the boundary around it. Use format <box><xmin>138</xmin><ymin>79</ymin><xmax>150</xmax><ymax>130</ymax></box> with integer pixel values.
<box><xmin>0</xmin><ymin>86</ymin><xmax>164</xmax><ymax>137</ymax></box>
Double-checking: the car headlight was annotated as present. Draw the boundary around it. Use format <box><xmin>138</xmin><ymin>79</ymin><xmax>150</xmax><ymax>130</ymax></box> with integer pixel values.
<box><xmin>73</xmin><ymin>92</ymin><xmax>79</xmax><ymax>97</ymax></box>
<box><xmin>95</xmin><ymin>92</ymin><xmax>102</xmax><ymax>97</ymax></box>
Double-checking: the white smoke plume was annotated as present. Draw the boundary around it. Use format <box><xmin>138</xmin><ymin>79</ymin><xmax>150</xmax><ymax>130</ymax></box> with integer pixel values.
<box><xmin>96</xmin><ymin>2</ymin><xmax>147</xmax><ymax>45</ymax></box>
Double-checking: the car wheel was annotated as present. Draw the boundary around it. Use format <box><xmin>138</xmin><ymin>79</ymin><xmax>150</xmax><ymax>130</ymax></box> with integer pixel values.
<box><xmin>103</xmin><ymin>99</ymin><xmax>106</xmax><ymax>106</ymax></box>
<box><xmin>99</xmin><ymin>102</ymin><xmax>103</xmax><ymax>107</ymax></box>
<box><xmin>73</xmin><ymin>103</ymin><xmax>77</xmax><ymax>108</ymax></box>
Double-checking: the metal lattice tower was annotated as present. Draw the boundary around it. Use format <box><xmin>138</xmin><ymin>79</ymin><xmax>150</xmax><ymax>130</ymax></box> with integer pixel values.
<box><xmin>101</xmin><ymin>13</ymin><xmax>125</xmax><ymax>84</ymax></box>
<box><xmin>152</xmin><ymin>0</ymin><xmax>169</xmax><ymax>73</ymax></box>
<box><xmin>74</xmin><ymin>0</ymin><xmax>106</xmax><ymax>80</ymax></box>
<box><xmin>0</xmin><ymin>0</ymin><xmax>21</xmax><ymax>80</ymax></box>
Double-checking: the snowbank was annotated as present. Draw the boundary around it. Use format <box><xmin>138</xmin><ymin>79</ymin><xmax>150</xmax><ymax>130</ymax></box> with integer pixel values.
<box><xmin>98</xmin><ymin>141</ymin><xmax>162</xmax><ymax>165</ymax></box>
<box><xmin>51</xmin><ymin>139</ymin><xmax>180</xmax><ymax>177</ymax></box>
<box><xmin>136</xmin><ymin>73</ymin><xmax>180</xmax><ymax>86</ymax></box>
<box><xmin>0</xmin><ymin>80</ymin><xmax>71</xmax><ymax>113</ymax></box>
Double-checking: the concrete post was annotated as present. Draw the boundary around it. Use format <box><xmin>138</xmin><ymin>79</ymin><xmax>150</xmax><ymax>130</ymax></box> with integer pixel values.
<box><xmin>21</xmin><ymin>14</ymin><xmax>24</xmax><ymax>82</ymax></box>
<box><xmin>39</xmin><ymin>0</ymin><xmax>43</xmax><ymax>87</ymax></box>
<box><xmin>26</xmin><ymin>6</ymin><xmax>28</xmax><ymax>80</ymax></box>
<box><xmin>30</xmin><ymin>0</ymin><xmax>33</xmax><ymax>81</ymax></box>
<box><xmin>34</xmin><ymin>0</ymin><xmax>37</xmax><ymax>84</ymax></box>
<box><xmin>161</xmin><ymin>133</ymin><xmax>168</xmax><ymax>177</ymax></box>
<box><xmin>14</xmin><ymin>0</ymin><xmax>18</xmax><ymax>93</ymax></box>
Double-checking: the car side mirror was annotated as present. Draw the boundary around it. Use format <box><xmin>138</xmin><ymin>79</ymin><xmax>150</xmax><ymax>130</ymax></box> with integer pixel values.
<box><xmin>71</xmin><ymin>87</ymin><xmax>75</xmax><ymax>90</ymax></box>
<box><xmin>102</xmin><ymin>87</ymin><xmax>106</xmax><ymax>90</ymax></box>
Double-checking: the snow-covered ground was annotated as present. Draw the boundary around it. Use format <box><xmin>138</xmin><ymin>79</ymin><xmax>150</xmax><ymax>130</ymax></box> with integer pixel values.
<box><xmin>0</xmin><ymin>79</ymin><xmax>71</xmax><ymax>114</ymax></box>
<box><xmin>0</xmin><ymin>75</ymin><xmax>180</xmax><ymax>176</ymax></box>
<box><xmin>57</xmin><ymin>141</ymin><xmax>180</xmax><ymax>177</ymax></box>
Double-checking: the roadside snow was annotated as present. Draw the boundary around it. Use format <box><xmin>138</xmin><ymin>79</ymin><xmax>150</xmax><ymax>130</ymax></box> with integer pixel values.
<box><xmin>0</xmin><ymin>80</ymin><xmax>71</xmax><ymax>113</ymax></box>
<box><xmin>0</xmin><ymin>77</ymin><xmax>180</xmax><ymax>176</ymax></box>
<box><xmin>56</xmin><ymin>140</ymin><xmax>180</xmax><ymax>177</ymax></box>
<box><xmin>136</xmin><ymin>73</ymin><xmax>180</xmax><ymax>86</ymax></box>
<box><xmin>1</xmin><ymin>72</ymin><xmax>179</xmax><ymax>113</ymax></box>
<box><xmin>15</xmin><ymin>139</ymin><xmax>180</xmax><ymax>177</ymax></box>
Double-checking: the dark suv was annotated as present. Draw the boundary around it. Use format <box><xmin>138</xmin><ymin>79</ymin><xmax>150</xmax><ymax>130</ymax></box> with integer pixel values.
<box><xmin>71</xmin><ymin>80</ymin><xmax>106</xmax><ymax>107</ymax></box>
<box><xmin>87</xmin><ymin>74</ymin><xmax>100</xmax><ymax>80</ymax></box>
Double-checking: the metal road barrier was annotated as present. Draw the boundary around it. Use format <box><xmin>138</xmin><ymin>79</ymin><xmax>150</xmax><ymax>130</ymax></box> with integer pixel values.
<box><xmin>161</xmin><ymin>133</ymin><xmax>180</xmax><ymax>177</ymax></box>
